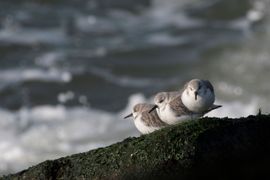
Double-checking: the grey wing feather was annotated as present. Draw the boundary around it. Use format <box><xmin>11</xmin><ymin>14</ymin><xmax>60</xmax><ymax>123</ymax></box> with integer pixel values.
<box><xmin>169</xmin><ymin>95</ymin><xmax>192</xmax><ymax>116</ymax></box>
<box><xmin>141</xmin><ymin>110</ymin><xmax>167</xmax><ymax>127</ymax></box>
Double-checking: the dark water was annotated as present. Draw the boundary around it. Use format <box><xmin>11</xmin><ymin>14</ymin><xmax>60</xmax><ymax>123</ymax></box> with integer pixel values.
<box><xmin>0</xmin><ymin>0</ymin><xmax>269</xmax><ymax>175</ymax></box>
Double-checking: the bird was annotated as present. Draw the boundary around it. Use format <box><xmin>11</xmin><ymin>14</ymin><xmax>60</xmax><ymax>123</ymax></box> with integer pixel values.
<box><xmin>124</xmin><ymin>103</ymin><xmax>168</xmax><ymax>134</ymax></box>
<box><xmin>181</xmin><ymin>79</ymin><xmax>215</xmax><ymax>113</ymax></box>
<box><xmin>148</xmin><ymin>79</ymin><xmax>221</xmax><ymax>125</ymax></box>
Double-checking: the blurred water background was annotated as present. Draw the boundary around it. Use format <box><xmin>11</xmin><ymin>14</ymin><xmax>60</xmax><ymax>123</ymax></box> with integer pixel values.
<box><xmin>0</xmin><ymin>0</ymin><xmax>269</xmax><ymax>175</ymax></box>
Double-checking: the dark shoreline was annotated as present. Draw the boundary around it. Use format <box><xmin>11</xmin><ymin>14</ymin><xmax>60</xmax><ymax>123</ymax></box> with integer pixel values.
<box><xmin>2</xmin><ymin>114</ymin><xmax>270</xmax><ymax>179</ymax></box>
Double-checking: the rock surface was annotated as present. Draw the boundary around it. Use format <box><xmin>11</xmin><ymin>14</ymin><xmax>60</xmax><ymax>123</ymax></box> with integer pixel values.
<box><xmin>2</xmin><ymin>114</ymin><xmax>270</xmax><ymax>179</ymax></box>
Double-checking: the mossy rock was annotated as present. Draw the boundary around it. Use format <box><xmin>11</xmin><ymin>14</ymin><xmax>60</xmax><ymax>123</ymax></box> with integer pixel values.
<box><xmin>2</xmin><ymin>114</ymin><xmax>270</xmax><ymax>179</ymax></box>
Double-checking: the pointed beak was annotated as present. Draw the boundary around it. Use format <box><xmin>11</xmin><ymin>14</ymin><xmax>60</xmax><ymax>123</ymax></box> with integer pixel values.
<box><xmin>124</xmin><ymin>113</ymin><xmax>133</xmax><ymax>119</ymax></box>
<box><xmin>148</xmin><ymin>105</ymin><xmax>158</xmax><ymax>113</ymax></box>
<box><xmin>194</xmin><ymin>91</ymin><xmax>198</xmax><ymax>100</ymax></box>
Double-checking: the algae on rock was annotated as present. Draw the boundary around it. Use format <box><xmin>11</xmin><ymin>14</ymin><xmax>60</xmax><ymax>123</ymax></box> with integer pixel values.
<box><xmin>2</xmin><ymin>114</ymin><xmax>270</xmax><ymax>179</ymax></box>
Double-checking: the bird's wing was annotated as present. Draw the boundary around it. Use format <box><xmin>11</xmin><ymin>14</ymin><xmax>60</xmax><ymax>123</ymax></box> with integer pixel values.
<box><xmin>141</xmin><ymin>110</ymin><xmax>167</xmax><ymax>127</ymax></box>
<box><xmin>169</xmin><ymin>95</ymin><xmax>192</xmax><ymax>116</ymax></box>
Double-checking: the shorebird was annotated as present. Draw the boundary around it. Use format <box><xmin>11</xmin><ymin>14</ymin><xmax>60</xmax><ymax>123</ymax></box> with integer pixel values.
<box><xmin>124</xmin><ymin>103</ymin><xmax>168</xmax><ymax>134</ymax></box>
<box><xmin>149</xmin><ymin>79</ymin><xmax>221</xmax><ymax>125</ymax></box>
<box><xmin>181</xmin><ymin>79</ymin><xmax>215</xmax><ymax>113</ymax></box>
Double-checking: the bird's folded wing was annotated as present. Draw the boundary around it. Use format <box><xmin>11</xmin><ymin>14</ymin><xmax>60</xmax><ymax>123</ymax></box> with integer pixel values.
<box><xmin>169</xmin><ymin>95</ymin><xmax>193</xmax><ymax>116</ymax></box>
<box><xmin>141</xmin><ymin>110</ymin><xmax>167</xmax><ymax>127</ymax></box>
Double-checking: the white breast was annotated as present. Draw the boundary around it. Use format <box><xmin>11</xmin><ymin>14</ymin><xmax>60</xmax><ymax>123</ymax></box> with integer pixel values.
<box><xmin>134</xmin><ymin>115</ymin><xmax>161</xmax><ymax>134</ymax></box>
<box><xmin>157</xmin><ymin>104</ymin><xmax>197</xmax><ymax>125</ymax></box>
<box><xmin>182</xmin><ymin>90</ymin><xmax>214</xmax><ymax>113</ymax></box>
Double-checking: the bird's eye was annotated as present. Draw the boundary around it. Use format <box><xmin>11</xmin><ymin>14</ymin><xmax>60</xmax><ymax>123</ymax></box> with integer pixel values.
<box><xmin>159</xmin><ymin>99</ymin><xmax>164</xmax><ymax>103</ymax></box>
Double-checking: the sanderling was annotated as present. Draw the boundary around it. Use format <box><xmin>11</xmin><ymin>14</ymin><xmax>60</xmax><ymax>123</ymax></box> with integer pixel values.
<box><xmin>148</xmin><ymin>91</ymin><xmax>200</xmax><ymax>125</ymax></box>
<box><xmin>124</xmin><ymin>103</ymin><xmax>167</xmax><ymax>134</ymax></box>
<box><xmin>149</xmin><ymin>79</ymin><xmax>221</xmax><ymax>125</ymax></box>
<box><xmin>181</xmin><ymin>79</ymin><xmax>215</xmax><ymax>113</ymax></box>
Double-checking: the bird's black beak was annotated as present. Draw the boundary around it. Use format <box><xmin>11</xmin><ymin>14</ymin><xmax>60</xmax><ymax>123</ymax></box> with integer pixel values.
<box><xmin>148</xmin><ymin>105</ymin><xmax>158</xmax><ymax>113</ymax></box>
<box><xmin>194</xmin><ymin>91</ymin><xmax>198</xmax><ymax>100</ymax></box>
<box><xmin>124</xmin><ymin>113</ymin><xmax>133</xmax><ymax>119</ymax></box>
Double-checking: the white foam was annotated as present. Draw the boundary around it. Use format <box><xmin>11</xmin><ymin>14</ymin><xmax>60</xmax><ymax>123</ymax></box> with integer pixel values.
<box><xmin>146</xmin><ymin>33</ymin><xmax>187</xmax><ymax>46</ymax></box>
<box><xmin>206</xmin><ymin>99</ymin><xmax>258</xmax><ymax>118</ymax></box>
<box><xmin>89</xmin><ymin>67</ymin><xmax>155</xmax><ymax>87</ymax></box>
<box><xmin>35</xmin><ymin>52</ymin><xmax>66</xmax><ymax>67</ymax></box>
<box><xmin>89</xmin><ymin>67</ymin><xmax>179</xmax><ymax>88</ymax></box>
<box><xmin>0</xmin><ymin>99</ymin><xmax>141</xmax><ymax>174</ymax></box>
<box><xmin>217</xmin><ymin>81</ymin><xmax>243</xmax><ymax>96</ymax></box>
<box><xmin>58</xmin><ymin>91</ymin><xmax>75</xmax><ymax>103</ymax></box>
<box><xmin>119</xmin><ymin>93</ymin><xmax>147</xmax><ymax>116</ymax></box>
<box><xmin>0</xmin><ymin>68</ymin><xmax>72</xmax><ymax>88</ymax></box>
<box><xmin>75</xmin><ymin>15</ymin><xmax>118</xmax><ymax>35</ymax></box>
<box><xmin>0</xmin><ymin>26</ymin><xmax>67</xmax><ymax>45</ymax></box>
<box><xmin>247</xmin><ymin>0</ymin><xmax>265</xmax><ymax>22</ymax></box>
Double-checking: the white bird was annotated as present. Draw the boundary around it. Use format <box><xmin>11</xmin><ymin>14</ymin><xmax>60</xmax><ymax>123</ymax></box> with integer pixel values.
<box><xmin>149</xmin><ymin>79</ymin><xmax>221</xmax><ymax>125</ymax></box>
<box><xmin>124</xmin><ymin>103</ymin><xmax>168</xmax><ymax>134</ymax></box>
<box><xmin>181</xmin><ymin>79</ymin><xmax>215</xmax><ymax>113</ymax></box>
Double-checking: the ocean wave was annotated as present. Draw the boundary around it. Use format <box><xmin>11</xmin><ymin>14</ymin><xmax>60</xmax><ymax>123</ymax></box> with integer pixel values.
<box><xmin>89</xmin><ymin>66</ymin><xmax>180</xmax><ymax>88</ymax></box>
<box><xmin>89</xmin><ymin>67</ymin><xmax>154</xmax><ymax>87</ymax></box>
<box><xmin>35</xmin><ymin>52</ymin><xmax>66</xmax><ymax>67</ymax></box>
<box><xmin>0</xmin><ymin>98</ymin><xmax>143</xmax><ymax>174</ymax></box>
<box><xmin>0</xmin><ymin>26</ymin><xmax>68</xmax><ymax>45</ymax></box>
<box><xmin>0</xmin><ymin>68</ymin><xmax>72</xmax><ymax>86</ymax></box>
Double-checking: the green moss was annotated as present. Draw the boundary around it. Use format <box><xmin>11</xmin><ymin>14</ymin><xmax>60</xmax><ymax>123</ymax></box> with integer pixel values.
<box><xmin>2</xmin><ymin>114</ymin><xmax>270</xmax><ymax>179</ymax></box>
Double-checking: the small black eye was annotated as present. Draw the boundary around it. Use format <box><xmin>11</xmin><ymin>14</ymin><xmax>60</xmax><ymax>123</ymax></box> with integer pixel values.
<box><xmin>159</xmin><ymin>99</ymin><xmax>164</xmax><ymax>103</ymax></box>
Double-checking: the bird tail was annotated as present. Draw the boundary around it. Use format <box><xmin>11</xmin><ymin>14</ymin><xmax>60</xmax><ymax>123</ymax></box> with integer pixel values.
<box><xmin>203</xmin><ymin>104</ymin><xmax>222</xmax><ymax>114</ymax></box>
